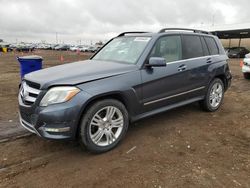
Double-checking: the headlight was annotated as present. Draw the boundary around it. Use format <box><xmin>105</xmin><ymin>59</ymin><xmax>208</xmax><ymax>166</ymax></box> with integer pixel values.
<box><xmin>40</xmin><ymin>86</ymin><xmax>80</xmax><ymax>107</ymax></box>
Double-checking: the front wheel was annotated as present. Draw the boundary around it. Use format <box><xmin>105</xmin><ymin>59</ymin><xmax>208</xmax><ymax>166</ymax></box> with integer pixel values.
<box><xmin>79</xmin><ymin>99</ymin><xmax>129</xmax><ymax>153</ymax></box>
<box><xmin>200</xmin><ymin>78</ymin><xmax>224</xmax><ymax>112</ymax></box>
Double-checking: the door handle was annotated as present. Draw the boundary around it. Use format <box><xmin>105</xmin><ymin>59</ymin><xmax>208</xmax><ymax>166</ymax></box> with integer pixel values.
<box><xmin>178</xmin><ymin>64</ymin><xmax>187</xmax><ymax>71</ymax></box>
<box><xmin>206</xmin><ymin>57</ymin><xmax>212</xmax><ymax>64</ymax></box>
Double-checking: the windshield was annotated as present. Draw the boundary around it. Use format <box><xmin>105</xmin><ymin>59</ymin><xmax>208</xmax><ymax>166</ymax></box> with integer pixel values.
<box><xmin>92</xmin><ymin>36</ymin><xmax>151</xmax><ymax>64</ymax></box>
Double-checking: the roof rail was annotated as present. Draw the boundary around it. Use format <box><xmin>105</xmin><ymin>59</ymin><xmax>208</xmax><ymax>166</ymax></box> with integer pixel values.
<box><xmin>117</xmin><ymin>31</ymin><xmax>149</xmax><ymax>37</ymax></box>
<box><xmin>158</xmin><ymin>28</ymin><xmax>211</xmax><ymax>35</ymax></box>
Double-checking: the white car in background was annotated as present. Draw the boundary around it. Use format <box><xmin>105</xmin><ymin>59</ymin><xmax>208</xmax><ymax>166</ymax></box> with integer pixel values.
<box><xmin>242</xmin><ymin>53</ymin><xmax>250</xmax><ymax>79</ymax></box>
<box><xmin>70</xmin><ymin>45</ymin><xmax>79</xmax><ymax>51</ymax></box>
<box><xmin>79</xmin><ymin>45</ymin><xmax>89</xmax><ymax>52</ymax></box>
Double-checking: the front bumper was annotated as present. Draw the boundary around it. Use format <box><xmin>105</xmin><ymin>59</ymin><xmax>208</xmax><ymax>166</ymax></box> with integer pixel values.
<box><xmin>18</xmin><ymin>91</ymin><xmax>91</xmax><ymax>140</ymax></box>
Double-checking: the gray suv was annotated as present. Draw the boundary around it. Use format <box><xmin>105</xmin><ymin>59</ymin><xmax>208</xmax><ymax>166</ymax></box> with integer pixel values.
<box><xmin>18</xmin><ymin>28</ymin><xmax>232</xmax><ymax>153</ymax></box>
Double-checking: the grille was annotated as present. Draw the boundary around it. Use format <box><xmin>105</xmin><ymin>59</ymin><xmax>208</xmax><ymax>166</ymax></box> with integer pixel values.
<box><xmin>19</xmin><ymin>81</ymin><xmax>41</xmax><ymax>105</ymax></box>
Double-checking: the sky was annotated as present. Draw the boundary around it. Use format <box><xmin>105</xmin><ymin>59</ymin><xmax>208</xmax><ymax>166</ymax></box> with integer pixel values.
<box><xmin>0</xmin><ymin>0</ymin><xmax>249</xmax><ymax>44</ymax></box>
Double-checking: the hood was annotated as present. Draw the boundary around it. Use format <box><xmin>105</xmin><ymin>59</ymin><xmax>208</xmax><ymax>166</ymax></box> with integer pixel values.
<box><xmin>24</xmin><ymin>60</ymin><xmax>138</xmax><ymax>89</ymax></box>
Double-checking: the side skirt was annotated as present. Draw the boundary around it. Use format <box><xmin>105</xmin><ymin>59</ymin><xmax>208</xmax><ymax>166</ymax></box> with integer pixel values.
<box><xmin>130</xmin><ymin>96</ymin><xmax>204</xmax><ymax>122</ymax></box>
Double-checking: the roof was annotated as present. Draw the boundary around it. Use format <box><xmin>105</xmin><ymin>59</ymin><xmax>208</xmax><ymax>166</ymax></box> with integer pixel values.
<box><xmin>212</xmin><ymin>28</ymin><xmax>250</xmax><ymax>39</ymax></box>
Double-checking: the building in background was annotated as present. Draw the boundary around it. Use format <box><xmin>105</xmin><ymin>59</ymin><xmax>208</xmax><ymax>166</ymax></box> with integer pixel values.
<box><xmin>212</xmin><ymin>28</ymin><xmax>250</xmax><ymax>49</ymax></box>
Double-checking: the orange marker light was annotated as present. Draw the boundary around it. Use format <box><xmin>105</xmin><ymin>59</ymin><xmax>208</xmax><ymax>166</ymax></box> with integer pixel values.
<box><xmin>64</xmin><ymin>89</ymin><xmax>80</xmax><ymax>101</ymax></box>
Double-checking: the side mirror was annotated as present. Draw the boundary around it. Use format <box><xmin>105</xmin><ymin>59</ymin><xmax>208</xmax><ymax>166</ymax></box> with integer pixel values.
<box><xmin>147</xmin><ymin>57</ymin><xmax>166</xmax><ymax>67</ymax></box>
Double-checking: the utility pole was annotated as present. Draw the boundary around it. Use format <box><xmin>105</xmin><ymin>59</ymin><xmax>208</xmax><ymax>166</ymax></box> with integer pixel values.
<box><xmin>56</xmin><ymin>32</ymin><xmax>58</xmax><ymax>44</ymax></box>
<box><xmin>212</xmin><ymin>14</ymin><xmax>215</xmax><ymax>27</ymax></box>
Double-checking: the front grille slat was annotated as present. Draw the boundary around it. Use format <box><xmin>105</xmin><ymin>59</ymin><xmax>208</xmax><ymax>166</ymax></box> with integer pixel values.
<box><xmin>25</xmin><ymin>80</ymin><xmax>40</xmax><ymax>89</ymax></box>
<box><xmin>20</xmin><ymin>81</ymin><xmax>41</xmax><ymax>106</ymax></box>
<box><xmin>24</xmin><ymin>95</ymin><xmax>36</xmax><ymax>102</ymax></box>
<box><xmin>25</xmin><ymin>84</ymin><xmax>40</xmax><ymax>95</ymax></box>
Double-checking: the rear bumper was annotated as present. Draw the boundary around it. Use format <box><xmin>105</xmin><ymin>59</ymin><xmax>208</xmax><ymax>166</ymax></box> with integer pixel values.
<box><xmin>225</xmin><ymin>70</ymin><xmax>232</xmax><ymax>91</ymax></box>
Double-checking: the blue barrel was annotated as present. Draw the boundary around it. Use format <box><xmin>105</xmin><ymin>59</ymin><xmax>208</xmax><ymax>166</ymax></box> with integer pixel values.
<box><xmin>17</xmin><ymin>55</ymin><xmax>43</xmax><ymax>78</ymax></box>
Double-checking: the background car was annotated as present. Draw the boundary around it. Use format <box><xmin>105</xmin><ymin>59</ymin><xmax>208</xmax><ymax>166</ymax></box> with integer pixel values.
<box><xmin>86</xmin><ymin>46</ymin><xmax>98</xmax><ymax>53</ymax></box>
<box><xmin>227</xmin><ymin>47</ymin><xmax>250</xmax><ymax>58</ymax></box>
<box><xmin>79</xmin><ymin>45</ymin><xmax>89</xmax><ymax>52</ymax></box>
<box><xmin>69</xmin><ymin>45</ymin><xmax>79</xmax><ymax>51</ymax></box>
<box><xmin>242</xmin><ymin>53</ymin><xmax>250</xmax><ymax>79</ymax></box>
<box><xmin>54</xmin><ymin>44</ymin><xmax>70</xmax><ymax>51</ymax></box>
<box><xmin>51</xmin><ymin>44</ymin><xmax>59</xmax><ymax>50</ymax></box>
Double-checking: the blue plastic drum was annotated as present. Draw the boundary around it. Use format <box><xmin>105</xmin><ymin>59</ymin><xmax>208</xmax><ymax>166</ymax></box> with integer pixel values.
<box><xmin>17</xmin><ymin>55</ymin><xmax>43</xmax><ymax>78</ymax></box>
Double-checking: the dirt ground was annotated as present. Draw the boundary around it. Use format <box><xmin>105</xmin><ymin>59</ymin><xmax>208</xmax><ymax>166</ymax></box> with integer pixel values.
<box><xmin>0</xmin><ymin>51</ymin><xmax>249</xmax><ymax>188</ymax></box>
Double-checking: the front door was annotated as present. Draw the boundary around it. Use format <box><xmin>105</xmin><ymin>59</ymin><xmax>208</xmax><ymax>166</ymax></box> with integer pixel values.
<box><xmin>141</xmin><ymin>35</ymin><xmax>190</xmax><ymax>112</ymax></box>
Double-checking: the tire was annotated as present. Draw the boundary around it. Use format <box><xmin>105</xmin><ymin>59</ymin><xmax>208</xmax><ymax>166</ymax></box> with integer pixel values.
<box><xmin>79</xmin><ymin>99</ymin><xmax>129</xmax><ymax>153</ymax></box>
<box><xmin>243</xmin><ymin>73</ymin><xmax>250</xmax><ymax>79</ymax></box>
<box><xmin>200</xmin><ymin>78</ymin><xmax>224</xmax><ymax>112</ymax></box>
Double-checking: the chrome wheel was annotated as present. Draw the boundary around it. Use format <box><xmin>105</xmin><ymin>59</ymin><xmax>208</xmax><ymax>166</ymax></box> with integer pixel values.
<box><xmin>89</xmin><ymin>106</ymin><xmax>124</xmax><ymax>146</ymax></box>
<box><xmin>209</xmin><ymin>82</ymin><xmax>223</xmax><ymax>108</ymax></box>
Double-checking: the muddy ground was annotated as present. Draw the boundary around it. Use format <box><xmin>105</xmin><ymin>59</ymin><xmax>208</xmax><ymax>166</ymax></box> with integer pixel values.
<box><xmin>0</xmin><ymin>51</ymin><xmax>249</xmax><ymax>187</ymax></box>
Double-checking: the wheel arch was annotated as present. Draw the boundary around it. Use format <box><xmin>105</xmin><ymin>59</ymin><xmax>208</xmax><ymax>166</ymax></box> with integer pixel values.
<box><xmin>214</xmin><ymin>74</ymin><xmax>228</xmax><ymax>90</ymax></box>
<box><xmin>74</xmin><ymin>92</ymin><xmax>131</xmax><ymax>139</ymax></box>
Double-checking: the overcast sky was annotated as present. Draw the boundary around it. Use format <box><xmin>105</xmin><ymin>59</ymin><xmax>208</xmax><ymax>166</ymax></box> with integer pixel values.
<box><xmin>0</xmin><ymin>0</ymin><xmax>249</xmax><ymax>44</ymax></box>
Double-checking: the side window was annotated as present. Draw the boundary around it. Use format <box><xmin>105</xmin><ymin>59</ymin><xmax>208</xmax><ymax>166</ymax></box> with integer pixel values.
<box><xmin>150</xmin><ymin>35</ymin><xmax>182</xmax><ymax>63</ymax></box>
<box><xmin>204</xmin><ymin>37</ymin><xmax>219</xmax><ymax>55</ymax></box>
<box><xmin>182</xmin><ymin>35</ymin><xmax>203</xmax><ymax>59</ymax></box>
<box><xmin>200</xmin><ymin>37</ymin><xmax>210</xmax><ymax>56</ymax></box>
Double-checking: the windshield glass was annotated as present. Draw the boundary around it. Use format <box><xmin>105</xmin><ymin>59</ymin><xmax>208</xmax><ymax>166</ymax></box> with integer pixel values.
<box><xmin>92</xmin><ymin>36</ymin><xmax>151</xmax><ymax>64</ymax></box>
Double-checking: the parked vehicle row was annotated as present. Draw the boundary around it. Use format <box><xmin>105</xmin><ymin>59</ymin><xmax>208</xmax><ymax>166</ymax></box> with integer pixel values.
<box><xmin>0</xmin><ymin>41</ymin><xmax>102</xmax><ymax>53</ymax></box>
<box><xmin>38</xmin><ymin>43</ymin><xmax>102</xmax><ymax>52</ymax></box>
<box><xmin>69</xmin><ymin>45</ymin><xmax>100</xmax><ymax>52</ymax></box>
<box><xmin>1</xmin><ymin>43</ymin><xmax>35</xmax><ymax>52</ymax></box>
<box><xmin>0</xmin><ymin>43</ymin><xmax>16</xmax><ymax>52</ymax></box>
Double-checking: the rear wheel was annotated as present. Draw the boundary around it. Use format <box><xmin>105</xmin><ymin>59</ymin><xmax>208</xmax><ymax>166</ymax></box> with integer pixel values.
<box><xmin>243</xmin><ymin>73</ymin><xmax>250</xmax><ymax>79</ymax></box>
<box><xmin>200</xmin><ymin>78</ymin><xmax>224</xmax><ymax>112</ymax></box>
<box><xmin>79</xmin><ymin>99</ymin><xmax>129</xmax><ymax>153</ymax></box>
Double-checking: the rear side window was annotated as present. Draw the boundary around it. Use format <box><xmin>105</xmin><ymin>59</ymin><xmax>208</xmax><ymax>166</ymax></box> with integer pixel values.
<box><xmin>150</xmin><ymin>35</ymin><xmax>182</xmax><ymax>63</ymax></box>
<box><xmin>182</xmin><ymin>35</ymin><xmax>203</xmax><ymax>59</ymax></box>
<box><xmin>204</xmin><ymin>37</ymin><xmax>219</xmax><ymax>55</ymax></box>
<box><xmin>200</xmin><ymin>37</ymin><xmax>210</xmax><ymax>56</ymax></box>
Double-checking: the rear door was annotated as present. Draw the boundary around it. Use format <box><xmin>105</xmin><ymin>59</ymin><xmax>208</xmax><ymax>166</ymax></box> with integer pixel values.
<box><xmin>179</xmin><ymin>34</ymin><xmax>211</xmax><ymax>99</ymax></box>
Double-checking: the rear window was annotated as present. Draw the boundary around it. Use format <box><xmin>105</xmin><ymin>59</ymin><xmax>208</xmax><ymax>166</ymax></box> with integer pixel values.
<box><xmin>204</xmin><ymin>37</ymin><xmax>219</xmax><ymax>55</ymax></box>
<box><xmin>182</xmin><ymin>35</ymin><xmax>203</xmax><ymax>59</ymax></box>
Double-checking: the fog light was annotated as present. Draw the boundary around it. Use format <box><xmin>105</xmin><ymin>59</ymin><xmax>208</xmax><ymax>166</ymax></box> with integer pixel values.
<box><xmin>44</xmin><ymin>127</ymin><xmax>70</xmax><ymax>132</ymax></box>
